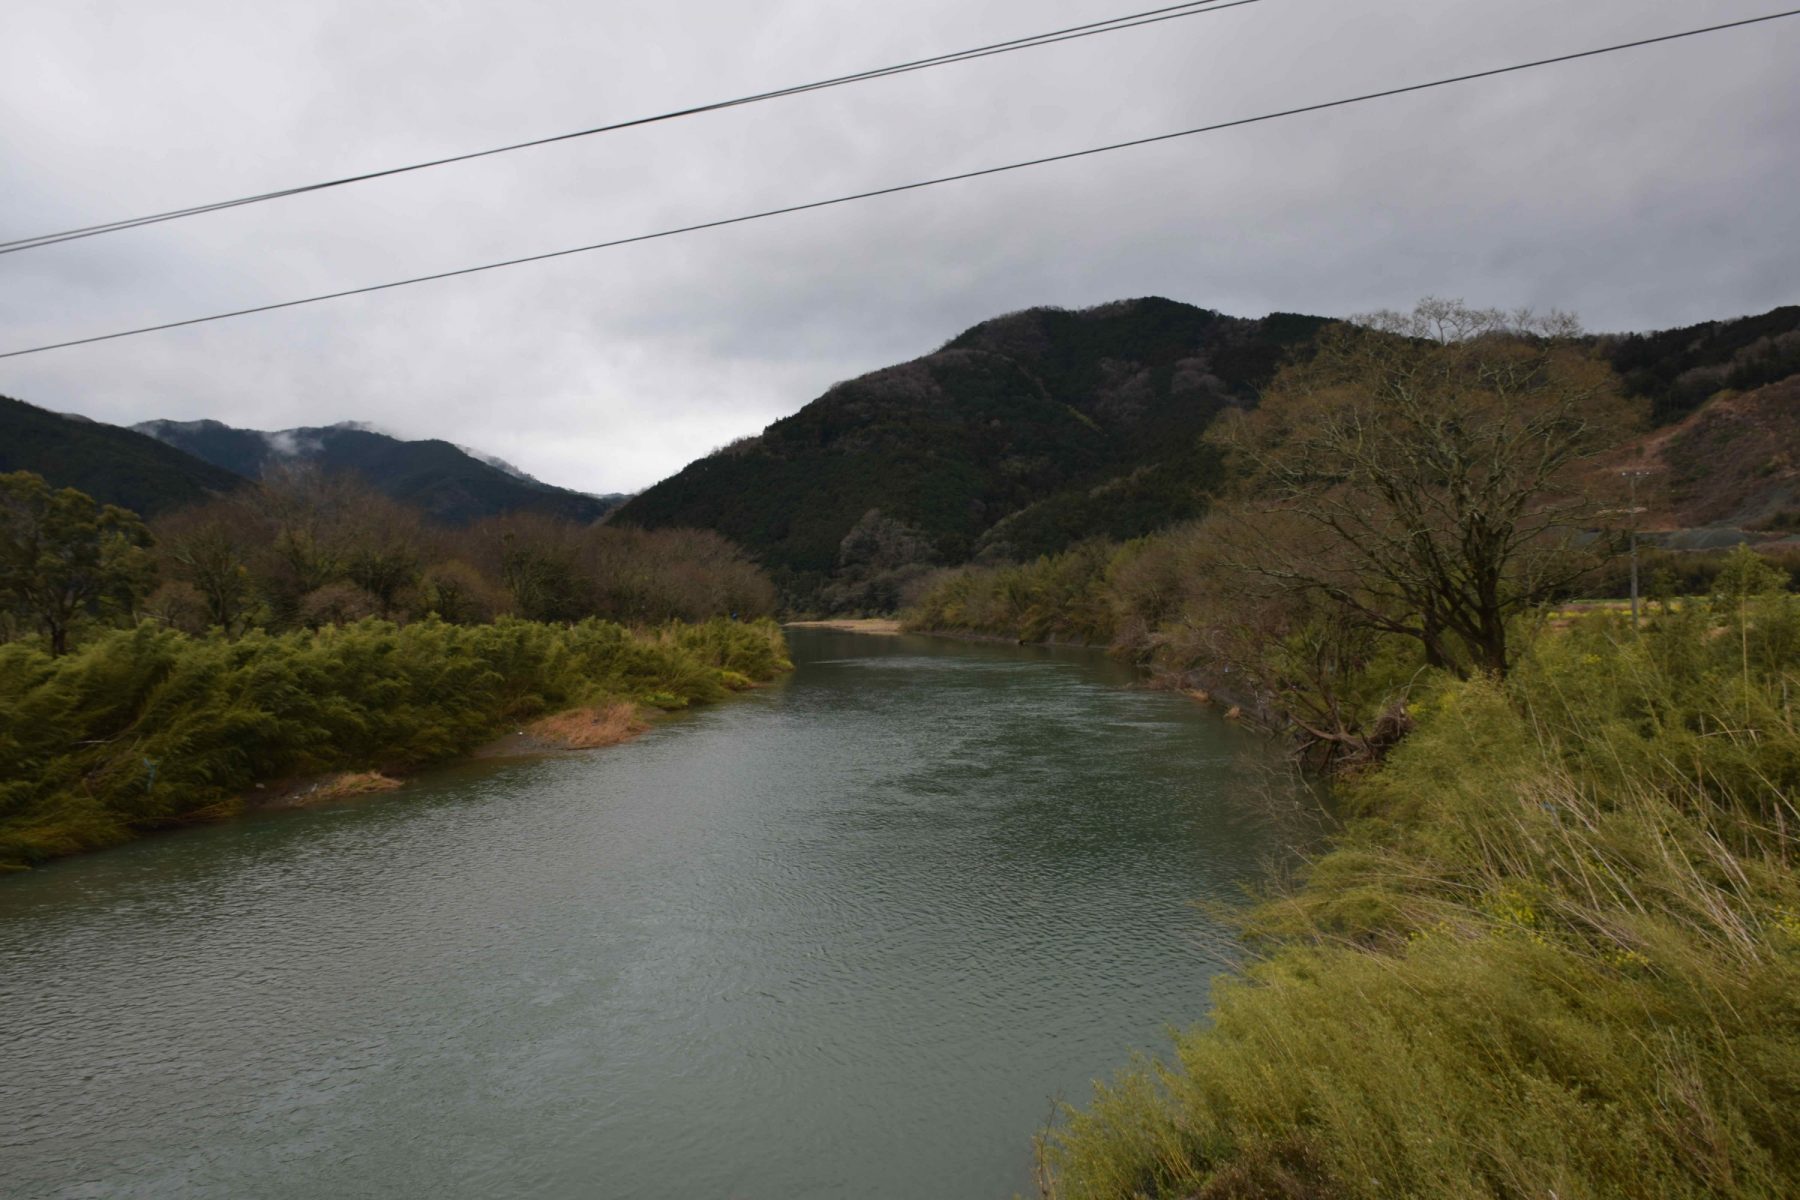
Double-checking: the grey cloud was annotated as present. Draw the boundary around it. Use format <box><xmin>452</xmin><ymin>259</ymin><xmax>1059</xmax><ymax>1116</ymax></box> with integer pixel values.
<box><xmin>2</xmin><ymin>0</ymin><xmax>1796</xmax><ymax>493</ymax></box>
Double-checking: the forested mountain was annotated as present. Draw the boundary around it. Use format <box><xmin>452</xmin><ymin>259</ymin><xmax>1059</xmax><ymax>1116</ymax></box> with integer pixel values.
<box><xmin>613</xmin><ymin>298</ymin><xmax>1329</xmax><ymax>607</ymax></box>
<box><xmin>1603</xmin><ymin>374</ymin><xmax>1800</xmax><ymax>539</ymax></box>
<box><xmin>133</xmin><ymin>418</ymin><xmax>625</xmax><ymax>526</ymax></box>
<box><xmin>0</xmin><ymin>395</ymin><xmax>245</xmax><ymax>516</ymax></box>
<box><xmin>1603</xmin><ymin>304</ymin><xmax>1800</xmax><ymax>423</ymax></box>
<box><xmin>614</xmin><ymin>297</ymin><xmax>1800</xmax><ymax>611</ymax></box>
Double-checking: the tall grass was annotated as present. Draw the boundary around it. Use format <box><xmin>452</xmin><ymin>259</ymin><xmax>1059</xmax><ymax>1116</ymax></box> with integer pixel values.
<box><xmin>1042</xmin><ymin>593</ymin><xmax>1800</xmax><ymax>1198</ymax></box>
<box><xmin>0</xmin><ymin>616</ymin><xmax>790</xmax><ymax>867</ymax></box>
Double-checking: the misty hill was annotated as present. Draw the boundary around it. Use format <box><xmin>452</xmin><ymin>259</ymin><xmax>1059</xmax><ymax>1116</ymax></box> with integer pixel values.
<box><xmin>613</xmin><ymin>298</ymin><xmax>1329</xmax><ymax>607</ymax></box>
<box><xmin>133</xmin><ymin>418</ymin><xmax>626</xmax><ymax>526</ymax></box>
<box><xmin>0</xmin><ymin>395</ymin><xmax>245</xmax><ymax>516</ymax></box>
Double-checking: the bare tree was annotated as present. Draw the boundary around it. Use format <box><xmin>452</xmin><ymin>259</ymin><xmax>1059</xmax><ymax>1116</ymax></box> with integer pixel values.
<box><xmin>1213</xmin><ymin>298</ymin><xmax>1634</xmax><ymax>677</ymax></box>
<box><xmin>152</xmin><ymin>497</ymin><xmax>262</xmax><ymax>633</ymax></box>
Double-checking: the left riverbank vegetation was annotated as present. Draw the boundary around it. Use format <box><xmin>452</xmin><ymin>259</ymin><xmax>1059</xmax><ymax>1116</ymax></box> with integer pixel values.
<box><xmin>0</xmin><ymin>469</ymin><xmax>789</xmax><ymax>868</ymax></box>
<box><xmin>900</xmin><ymin>301</ymin><xmax>1800</xmax><ymax>1197</ymax></box>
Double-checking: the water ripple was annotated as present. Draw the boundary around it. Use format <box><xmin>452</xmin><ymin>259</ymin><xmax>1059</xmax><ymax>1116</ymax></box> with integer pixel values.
<box><xmin>0</xmin><ymin>630</ymin><xmax>1317</xmax><ymax>1200</ymax></box>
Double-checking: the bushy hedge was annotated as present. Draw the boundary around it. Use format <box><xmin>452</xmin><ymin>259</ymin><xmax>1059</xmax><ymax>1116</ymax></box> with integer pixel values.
<box><xmin>0</xmin><ymin>616</ymin><xmax>789</xmax><ymax>867</ymax></box>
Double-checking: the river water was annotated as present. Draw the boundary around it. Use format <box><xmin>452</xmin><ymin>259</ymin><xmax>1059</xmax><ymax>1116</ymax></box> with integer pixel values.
<box><xmin>1</xmin><ymin>629</ymin><xmax>1313</xmax><ymax>1199</ymax></box>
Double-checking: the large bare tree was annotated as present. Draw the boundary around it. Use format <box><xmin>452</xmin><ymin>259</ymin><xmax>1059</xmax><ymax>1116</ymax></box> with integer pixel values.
<box><xmin>1213</xmin><ymin>299</ymin><xmax>1634</xmax><ymax>677</ymax></box>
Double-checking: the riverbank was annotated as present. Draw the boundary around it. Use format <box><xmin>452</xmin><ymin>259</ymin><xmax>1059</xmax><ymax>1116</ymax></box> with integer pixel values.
<box><xmin>789</xmin><ymin>614</ymin><xmax>1108</xmax><ymax>648</ymax></box>
<box><xmin>247</xmin><ymin>702</ymin><xmax>656</xmax><ymax>812</ymax></box>
<box><xmin>471</xmin><ymin>700</ymin><xmax>651</xmax><ymax>759</ymax></box>
<box><xmin>1041</xmin><ymin>598</ymin><xmax>1800</xmax><ymax>1197</ymax></box>
<box><xmin>783</xmin><ymin>618</ymin><xmax>904</xmax><ymax>635</ymax></box>
<box><xmin>0</xmin><ymin>616</ymin><xmax>791</xmax><ymax>869</ymax></box>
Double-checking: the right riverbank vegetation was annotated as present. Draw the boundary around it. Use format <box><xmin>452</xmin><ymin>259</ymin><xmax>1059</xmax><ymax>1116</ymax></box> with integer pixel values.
<box><xmin>0</xmin><ymin>467</ymin><xmax>789</xmax><ymax>868</ymax></box>
<box><xmin>902</xmin><ymin>302</ymin><xmax>1800</xmax><ymax>1198</ymax></box>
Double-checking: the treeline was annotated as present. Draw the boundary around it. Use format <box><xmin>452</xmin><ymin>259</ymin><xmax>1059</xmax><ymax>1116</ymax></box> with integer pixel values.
<box><xmin>1</xmin><ymin>467</ymin><xmax>776</xmax><ymax>656</ymax></box>
<box><xmin>910</xmin><ymin>531</ymin><xmax>1800</xmax><ymax>734</ymax></box>
<box><xmin>911</xmin><ymin>300</ymin><xmax>1800</xmax><ymax>765</ymax></box>
<box><xmin>0</xmin><ymin>467</ymin><xmax>791</xmax><ymax>868</ymax></box>
<box><xmin>1603</xmin><ymin>302</ymin><xmax>1800</xmax><ymax>422</ymax></box>
<box><xmin>0</xmin><ymin>617</ymin><xmax>790</xmax><ymax>867</ymax></box>
<box><xmin>1044</xmin><ymin>588</ymin><xmax>1800</xmax><ymax>1197</ymax></box>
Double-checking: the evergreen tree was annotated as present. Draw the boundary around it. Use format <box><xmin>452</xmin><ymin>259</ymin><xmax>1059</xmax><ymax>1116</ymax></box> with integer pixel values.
<box><xmin>0</xmin><ymin>471</ymin><xmax>153</xmax><ymax>655</ymax></box>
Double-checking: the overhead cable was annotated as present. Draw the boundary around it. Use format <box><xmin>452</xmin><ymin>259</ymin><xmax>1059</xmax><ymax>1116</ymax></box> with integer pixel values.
<box><xmin>0</xmin><ymin>0</ymin><xmax>1259</xmax><ymax>255</ymax></box>
<box><xmin>3</xmin><ymin>8</ymin><xmax>1794</xmax><ymax>361</ymax></box>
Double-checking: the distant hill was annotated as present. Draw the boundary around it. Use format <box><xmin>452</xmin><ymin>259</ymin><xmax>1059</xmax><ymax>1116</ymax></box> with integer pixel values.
<box><xmin>133</xmin><ymin>418</ymin><xmax>626</xmax><ymax>525</ymax></box>
<box><xmin>616</xmin><ymin>297</ymin><xmax>1800</xmax><ymax>611</ymax></box>
<box><xmin>1603</xmin><ymin>305</ymin><xmax>1800</xmax><ymax>424</ymax></box>
<box><xmin>612</xmin><ymin>298</ymin><xmax>1330</xmax><ymax>607</ymax></box>
<box><xmin>1604</xmin><ymin>374</ymin><xmax>1800</xmax><ymax>544</ymax></box>
<box><xmin>0</xmin><ymin>394</ymin><xmax>245</xmax><ymax>516</ymax></box>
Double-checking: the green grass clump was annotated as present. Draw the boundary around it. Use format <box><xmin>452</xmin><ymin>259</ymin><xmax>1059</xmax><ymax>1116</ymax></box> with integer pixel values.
<box><xmin>1043</xmin><ymin>591</ymin><xmax>1800</xmax><ymax>1199</ymax></box>
<box><xmin>0</xmin><ymin>616</ymin><xmax>790</xmax><ymax>867</ymax></box>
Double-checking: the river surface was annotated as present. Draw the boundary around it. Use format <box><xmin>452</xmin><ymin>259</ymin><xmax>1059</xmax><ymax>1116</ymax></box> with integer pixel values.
<box><xmin>1</xmin><ymin>630</ymin><xmax>1313</xmax><ymax>1199</ymax></box>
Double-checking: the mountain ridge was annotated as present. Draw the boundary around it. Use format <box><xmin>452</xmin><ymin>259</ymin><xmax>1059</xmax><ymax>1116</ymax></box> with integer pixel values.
<box><xmin>615</xmin><ymin>296</ymin><xmax>1800</xmax><ymax>610</ymax></box>
<box><xmin>0</xmin><ymin>395</ymin><xmax>246</xmax><ymax>516</ymax></box>
<box><xmin>131</xmin><ymin>417</ymin><xmax>627</xmax><ymax>525</ymax></box>
<box><xmin>612</xmin><ymin>297</ymin><xmax>1330</xmax><ymax>607</ymax></box>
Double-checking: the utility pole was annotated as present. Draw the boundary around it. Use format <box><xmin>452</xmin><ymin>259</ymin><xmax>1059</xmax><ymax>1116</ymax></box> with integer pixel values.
<box><xmin>1620</xmin><ymin>470</ymin><xmax>1653</xmax><ymax>629</ymax></box>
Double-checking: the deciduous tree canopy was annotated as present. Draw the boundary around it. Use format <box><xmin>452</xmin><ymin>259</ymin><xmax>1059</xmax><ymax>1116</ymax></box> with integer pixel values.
<box><xmin>1213</xmin><ymin>299</ymin><xmax>1637</xmax><ymax>677</ymax></box>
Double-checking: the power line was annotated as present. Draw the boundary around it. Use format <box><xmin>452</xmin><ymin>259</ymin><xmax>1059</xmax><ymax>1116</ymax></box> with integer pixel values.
<box><xmin>4</xmin><ymin>8</ymin><xmax>1794</xmax><ymax>362</ymax></box>
<box><xmin>0</xmin><ymin>0</ymin><xmax>1260</xmax><ymax>256</ymax></box>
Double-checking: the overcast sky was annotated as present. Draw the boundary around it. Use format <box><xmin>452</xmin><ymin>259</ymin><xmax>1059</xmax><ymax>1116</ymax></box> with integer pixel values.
<box><xmin>2</xmin><ymin>0</ymin><xmax>1796</xmax><ymax>493</ymax></box>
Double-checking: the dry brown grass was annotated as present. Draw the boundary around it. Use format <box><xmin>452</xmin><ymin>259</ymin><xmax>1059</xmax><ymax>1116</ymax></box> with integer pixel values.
<box><xmin>523</xmin><ymin>702</ymin><xmax>648</xmax><ymax>750</ymax></box>
<box><xmin>784</xmin><ymin>618</ymin><xmax>904</xmax><ymax>635</ymax></box>
<box><xmin>255</xmin><ymin>770</ymin><xmax>405</xmax><ymax>809</ymax></box>
<box><xmin>312</xmin><ymin>771</ymin><xmax>403</xmax><ymax>801</ymax></box>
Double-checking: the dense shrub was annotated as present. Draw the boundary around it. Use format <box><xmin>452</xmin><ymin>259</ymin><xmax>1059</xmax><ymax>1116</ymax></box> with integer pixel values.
<box><xmin>904</xmin><ymin>539</ymin><xmax>1118</xmax><ymax>645</ymax></box>
<box><xmin>0</xmin><ymin>616</ymin><xmax>789</xmax><ymax>867</ymax></box>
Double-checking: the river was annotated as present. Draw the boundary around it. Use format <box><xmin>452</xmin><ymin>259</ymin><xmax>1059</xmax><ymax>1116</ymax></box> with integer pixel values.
<box><xmin>0</xmin><ymin>629</ymin><xmax>1314</xmax><ymax>1199</ymax></box>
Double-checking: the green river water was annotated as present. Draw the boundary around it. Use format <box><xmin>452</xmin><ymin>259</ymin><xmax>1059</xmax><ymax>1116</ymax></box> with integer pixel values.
<box><xmin>0</xmin><ymin>629</ymin><xmax>1313</xmax><ymax>1199</ymax></box>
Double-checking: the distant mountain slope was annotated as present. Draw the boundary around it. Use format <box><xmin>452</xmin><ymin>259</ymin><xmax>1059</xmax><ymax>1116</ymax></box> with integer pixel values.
<box><xmin>0</xmin><ymin>395</ymin><xmax>244</xmax><ymax>516</ymax></box>
<box><xmin>613</xmin><ymin>298</ymin><xmax>1330</xmax><ymax>604</ymax></box>
<box><xmin>1605</xmin><ymin>305</ymin><xmax>1800</xmax><ymax>424</ymax></box>
<box><xmin>1607</xmin><ymin>375</ymin><xmax>1800</xmax><ymax>538</ymax></box>
<box><xmin>133</xmin><ymin>418</ymin><xmax>625</xmax><ymax>525</ymax></box>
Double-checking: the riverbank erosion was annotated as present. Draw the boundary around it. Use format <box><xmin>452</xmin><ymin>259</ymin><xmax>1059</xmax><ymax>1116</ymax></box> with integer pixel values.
<box><xmin>1041</xmin><ymin>599</ymin><xmax>1800</xmax><ymax>1199</ymax></box>
<box><xmin>0</xmin><ymin>616</ymin><xmax>790</xmax><ymax>868</ymax></box>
